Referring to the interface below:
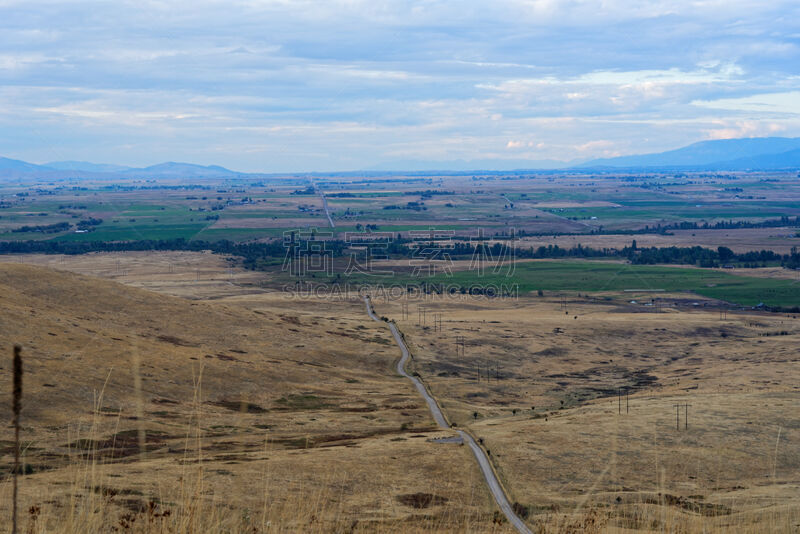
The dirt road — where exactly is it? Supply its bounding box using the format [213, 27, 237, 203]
[364, 296, 532, 534]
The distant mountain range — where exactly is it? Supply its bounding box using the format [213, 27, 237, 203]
[0, 159, 243, 180]
[577, 137, 800, 170]
[369, 137, 800, 172]
[2, 136, 800, 179]
[45, 161, 134, 173]
[366, 157, 576, 172]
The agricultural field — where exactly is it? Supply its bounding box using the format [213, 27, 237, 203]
[2, 172, 800, 246]
[2, 171, 800, 533]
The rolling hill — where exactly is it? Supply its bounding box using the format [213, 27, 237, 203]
[0, 262, 489, 532]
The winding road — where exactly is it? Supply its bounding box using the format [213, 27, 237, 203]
[364, 296, 532, 534]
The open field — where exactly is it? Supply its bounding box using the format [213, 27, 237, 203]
[0, 263, 511, 532]
[1, 246, 798, 532]
[518, 227, 800, 255]
[2, 251, 268, 299]
[369, 294, 800, 532]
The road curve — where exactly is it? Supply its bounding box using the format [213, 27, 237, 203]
[364, 296, 532, 534]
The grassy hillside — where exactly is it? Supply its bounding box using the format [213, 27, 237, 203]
[0, 263, 505, 533]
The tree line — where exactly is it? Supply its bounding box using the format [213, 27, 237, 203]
[1, 236, 799, 271]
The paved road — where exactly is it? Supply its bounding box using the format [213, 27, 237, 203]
[320, 193, 335, 228]
[364, 296, 532, 534]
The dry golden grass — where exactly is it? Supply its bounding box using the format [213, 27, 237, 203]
[0, 263, 512, 533]
[3, 251, 269, 299]
[517, 227, 800, 254]
[372, 294, 800, 532]
[3, 252, 799, 533]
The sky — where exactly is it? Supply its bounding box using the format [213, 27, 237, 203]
[1, 0, 799, 172]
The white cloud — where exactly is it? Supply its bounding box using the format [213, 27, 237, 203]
[0, 0, 799, 170]
[693, 91, 800, 115]
[703, 120, 786, 140]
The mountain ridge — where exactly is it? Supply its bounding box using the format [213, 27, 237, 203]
[578, 136, 800, 169]
[3, 135, 800, 178]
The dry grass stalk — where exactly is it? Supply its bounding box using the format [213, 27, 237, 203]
[12, 344, 22, 534]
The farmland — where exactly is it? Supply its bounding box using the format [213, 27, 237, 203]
[2, 172, 800, 246]
[2, 170, 800, 533]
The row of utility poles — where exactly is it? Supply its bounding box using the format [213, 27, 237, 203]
[402, 300, 693, 430]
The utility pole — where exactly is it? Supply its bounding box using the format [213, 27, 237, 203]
[455, 336, 465, 357]
[672, 403, 690, 431]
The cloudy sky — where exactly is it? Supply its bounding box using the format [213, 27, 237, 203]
[1, 0, 799, 172]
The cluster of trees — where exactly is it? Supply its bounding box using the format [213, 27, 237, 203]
[382, 201, 427, 211]
[76, 218, 103, 231]
[446, 242, 611, 260]
[623, 242, 800, 269]
[11, 222, 71, 234]
[290, 186, 316, 195]
[413, 190, 455, 198]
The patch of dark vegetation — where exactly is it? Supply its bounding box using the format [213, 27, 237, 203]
[209, 399, 267, 414]
[274, 394, 332, 411]
[66, 429, 171, 458]
[642, 494, 731, 516]
[11, 222, 71, 234]
[339, 403, 378, 412]
[155, 335, 198, 347]
[2, 463, 53, 476]
[535, 347, 568, 357]
[117, 498, 170, 517]
[396, 493, 448, 509]
[90, 485, 143, 497]
[512, 502, 531, 519]
[150, 410, 178, 419]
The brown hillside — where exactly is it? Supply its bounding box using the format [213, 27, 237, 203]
[0, 263, 501, 533]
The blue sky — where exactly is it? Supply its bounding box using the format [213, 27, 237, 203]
[1, 0, 799, 172]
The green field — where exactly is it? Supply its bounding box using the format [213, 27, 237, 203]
[55, 222, 210, 241]
[322, 260, 800, 308]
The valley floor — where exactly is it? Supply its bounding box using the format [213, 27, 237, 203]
[0, 251, 798, 533]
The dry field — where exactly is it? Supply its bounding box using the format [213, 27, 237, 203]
[0, 262, 511, 533]
[517, 227, 800, 254]
[2, 251, 799, 533]
[371, 294, 800, 532]
[1, 251, 269, 299]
